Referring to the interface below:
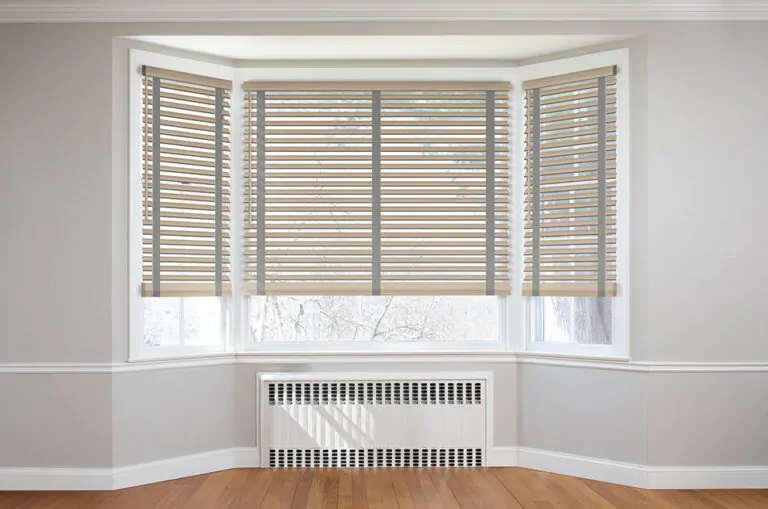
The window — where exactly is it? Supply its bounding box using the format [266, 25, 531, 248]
[130, 52, 234, 359]
[240, 80, 510, 348]
[249, 296, 498, 343]
[143, 297, 227, 347]
[129, 49, 628, 359]
[521, 53, 628, 357]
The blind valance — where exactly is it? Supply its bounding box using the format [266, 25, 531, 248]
[242, 81, 511, 296]
[140, 66, 232, 297]
[523, 66, 619, 297]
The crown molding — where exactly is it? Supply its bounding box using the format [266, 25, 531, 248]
[1, 1, 767, 23]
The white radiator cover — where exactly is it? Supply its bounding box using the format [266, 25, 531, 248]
[259, 372, 492, 468]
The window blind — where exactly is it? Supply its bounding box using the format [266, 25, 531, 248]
[523, 66, 618, 297]
[242, 81, 510, 296]
[141, 66, 232, 297]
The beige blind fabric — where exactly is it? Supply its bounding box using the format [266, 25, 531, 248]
[243, 82, 510, 296]
[523, 66, 618, 297]
[141, 66, 233, 297]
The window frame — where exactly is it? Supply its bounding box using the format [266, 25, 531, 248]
[232, 65, 517, 354]
[128, 49, 236, 361]
[128, 48, 629, 361]
[516, 49, 630, 360]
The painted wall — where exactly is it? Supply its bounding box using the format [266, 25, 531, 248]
[0, 374, 113, 468]
[518, 364, 647, 464]
[111, 365, 235, 467]
[0, 21, 767, 471]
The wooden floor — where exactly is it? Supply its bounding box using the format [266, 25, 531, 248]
[1, 468, 767, 508]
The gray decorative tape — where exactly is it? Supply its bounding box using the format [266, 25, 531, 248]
[597, 77, 607, 298]
[214, 88, 224, 297]
[152, 78, 161, 297]
[256, 91, 267, 296]
[485, 91, 496, 296]
[531, 89, 541, 297]
[372, 91, 382, 296]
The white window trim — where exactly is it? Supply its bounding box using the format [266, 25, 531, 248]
[516, 48, 631, 360]
[127, 49, 235, 361]
[127, 48, 630, 361]
[232, 65, 517, 355]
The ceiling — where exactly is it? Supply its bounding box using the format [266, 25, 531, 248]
[132, 35, 628, 61]
[1, 0, 767, 22]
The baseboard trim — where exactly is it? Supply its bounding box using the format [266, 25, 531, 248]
[645, 465, 768, 490]
[0, 448, 260, 491]
[517, 447, 647, 488]
[2, 446, 766, 491]
[0, 467, 113, 491]
[112, 448, 260, 490]
[515, 447, 768, 490]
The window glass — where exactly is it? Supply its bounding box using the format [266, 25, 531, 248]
[143, 297, 225, 348]
[533, 297, 612, 345]
[249, 296, 499, 343]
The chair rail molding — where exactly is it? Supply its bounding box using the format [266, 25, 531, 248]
[1, 356, 768, 373]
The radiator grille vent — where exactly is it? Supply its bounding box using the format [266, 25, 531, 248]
[267, 381, 483, 406]
[268, 448, 483, 468]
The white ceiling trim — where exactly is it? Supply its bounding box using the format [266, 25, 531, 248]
[1, 1, 768, 22]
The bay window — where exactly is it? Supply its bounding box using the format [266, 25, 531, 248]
[128, 48, 627, 360]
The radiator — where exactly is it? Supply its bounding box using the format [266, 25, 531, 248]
[259, 375, 489, 468]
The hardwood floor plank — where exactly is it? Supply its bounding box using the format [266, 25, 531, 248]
[392, 468, 430, 509]
[213, 469, 251, 509]
[178, 470, 234, 509]
[290, 469, 316, 508]
[470, 468, 526, 509]
[491, 467, 545, 508]
[337, 469, 356, 509]
[699, 490, 763, 509]
[304, 469, 338, 509]
[364, 468, 400, 509]
[549, 473, 617, 509]
[229, 468, 275, 508]
[338, 469, 373, 509]
[259, 469, 301, 509]
[162, 474, 210, 509]
[581, 479, 658, 509]
[425, 469, 462, 509]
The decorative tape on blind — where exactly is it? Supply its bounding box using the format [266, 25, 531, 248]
[243, 81, 510, 296]
[140, 66, 233, 297]
[523, 66, 618, 297]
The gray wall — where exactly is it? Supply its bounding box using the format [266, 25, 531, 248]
[641, 24, 768, 363]
[646, 372, 768, 467]
[518, 364, 647, 464]
[0, 21, 767, 471]
[0, 374, 113, 468]
[112, 365, 235, 467]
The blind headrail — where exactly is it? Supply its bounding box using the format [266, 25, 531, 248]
[142, 65, 233, 91]
[523, 65, 616, 90]
[243, 81, 512, 92]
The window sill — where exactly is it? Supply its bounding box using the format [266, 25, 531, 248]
[127, 348, 232, 364]
[518, 350, 630, 362]
[235, 349, 517, 364]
